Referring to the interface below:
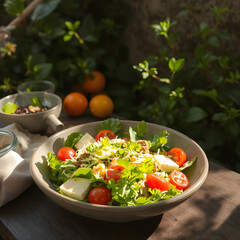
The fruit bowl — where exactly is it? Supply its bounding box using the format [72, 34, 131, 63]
[30, 120, 209, 222]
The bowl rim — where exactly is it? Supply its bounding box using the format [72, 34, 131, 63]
[0, 92, 62, 117]
[17, 80, 55, 92]
[30, 120, 209, 211]
[0, 129, 18, 157]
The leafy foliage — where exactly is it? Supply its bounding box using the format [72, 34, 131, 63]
[133, 5, 240, 173]
[4, 0, 25, 16]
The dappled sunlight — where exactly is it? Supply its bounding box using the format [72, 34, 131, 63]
[150, 162, 240, 239]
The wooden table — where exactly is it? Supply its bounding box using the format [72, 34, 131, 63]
[1, 111, 240, 240]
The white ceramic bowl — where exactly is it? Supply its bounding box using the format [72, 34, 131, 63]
[0, 92, 63, 133]
[30, 120, 209, 222]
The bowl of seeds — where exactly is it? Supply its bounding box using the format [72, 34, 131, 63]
[0, 92, 63, 133]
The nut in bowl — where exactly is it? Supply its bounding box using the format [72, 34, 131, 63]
[0, 92, 63, 133]
[30, 119, 209, 222]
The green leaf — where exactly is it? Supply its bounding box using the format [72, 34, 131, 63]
[168, 58, 185, 73]
[193, 89, 218, 101]
[159, 78, 170, 84]
[149, 130, 169, 152]
[73, 21, 80, 30]
[31, 0, 60, 21]
[212, 113, 228, 122]
[133, 121, 148, 139]
[31, 97, 42, 107]
[65, 21, 74, 30]
[185, 107, 208, 123]
[63, 33, 73, 42]
[178, 157, 197, 171]
[73, 168, 92, 179]
[64, 132, 84, 150]
[33, 63, 53, 80]
[97, 118, 122, 134]
[4, 0, 25, 16]
[142, 72, 149, 79]
[2, 103, 18, 114]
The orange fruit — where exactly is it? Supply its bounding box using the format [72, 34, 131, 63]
[63, 92, 88, 116]
[81, 71, 106, 94]
[89, 94, 114, 118]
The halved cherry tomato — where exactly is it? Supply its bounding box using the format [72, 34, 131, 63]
[96, 129, 116, 142]
[166, 147, 187, 167]
[104, 165, 125, 182]
[57, 147, 76, 161]
[169, 170, 189, 190]
[88, 186, 112, 205]
[146, 174, 171, 191]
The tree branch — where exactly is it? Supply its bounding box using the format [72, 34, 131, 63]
[0, 0, 43, 41]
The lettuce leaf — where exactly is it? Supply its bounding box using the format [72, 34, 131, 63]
[2, 103, 18, 113]
[135, 186, 182, 205]
[64, 132, 84, 150]
[178, 156, 198, 171]
[47, 152, 77, 186]
[97, 118, 122, 134]
[129, 121, 148, 141]
[149, 130, 169, 152]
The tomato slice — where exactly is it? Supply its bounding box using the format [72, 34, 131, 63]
[169, 170, 189, 190]
[166, 147, 187, 166]
[57, 147, 76, 161]
[146, 174, 171, 191]
[96, 129, 116, 142]
[104, 165, 125, 182]
[88, 186, 112, 205]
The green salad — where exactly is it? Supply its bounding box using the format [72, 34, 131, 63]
[47, 118, 197, 206]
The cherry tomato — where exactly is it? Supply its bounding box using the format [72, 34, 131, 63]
[96, 129, 116, 142]
[169, 170, 189, 190]
[63, 92, 88, 117]
[57, 147, 76, 161]
[81, 71, 106, 94]
[166, 147, 187, 167]
[89, 94, 114, 118]
[146, 174, 171, 191]
[122, 136, 130, 141]
[104, 165, 125, 182]
[88, 186, 112, 205]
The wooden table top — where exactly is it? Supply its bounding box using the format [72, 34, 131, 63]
[1, 111, 240, 240]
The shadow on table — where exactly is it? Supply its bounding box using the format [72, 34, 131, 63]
[153, 163, 240, 240]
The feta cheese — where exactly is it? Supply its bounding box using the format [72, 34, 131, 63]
[60, 178, 91, 201]
[153, 154, 179, 172]
[75, 133, 95, 150]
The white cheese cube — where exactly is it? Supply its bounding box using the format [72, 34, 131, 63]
[74, 133, 95, 150]
[154, 155, 179, 172]
[60, 178, 91, 201]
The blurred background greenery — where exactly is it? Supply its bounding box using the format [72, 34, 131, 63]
[0, 0, 240, 173]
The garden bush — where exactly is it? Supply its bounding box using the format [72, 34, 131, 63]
[133, 5, 240, 173]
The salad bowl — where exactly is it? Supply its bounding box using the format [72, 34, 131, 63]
[30, 120, 209, 222]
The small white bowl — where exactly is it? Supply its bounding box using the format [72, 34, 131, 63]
[30, 120, 209, 222]
[17, 80, 55, 93]
[0, 92, 63, 133]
